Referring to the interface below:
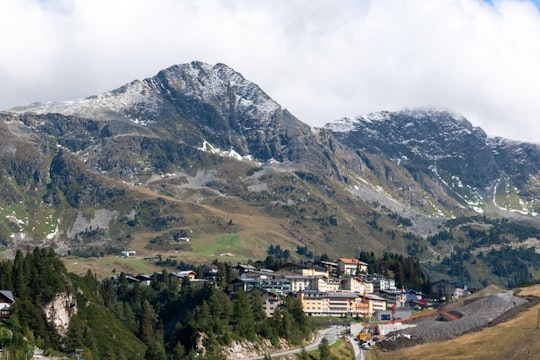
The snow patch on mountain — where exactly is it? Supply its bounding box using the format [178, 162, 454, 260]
[430, 165, 484, 213]
[322, 117, 359, 133]
[322, 111, 393, 132]
[323, 108, 470, 134]
[9, 80, 162, 122]
[198, 140, 259, 163]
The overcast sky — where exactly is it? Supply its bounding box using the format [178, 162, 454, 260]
[1, 0, 540, 142]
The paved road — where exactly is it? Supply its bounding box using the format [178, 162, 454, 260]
[348, 335, 364, 360]
[247, 326, 345, 359]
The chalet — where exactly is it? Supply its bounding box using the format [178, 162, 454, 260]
[320, 261, 338, 273]
[135, 274, 152, 286]
[233, 263, 257, 275]
[111, 274, 140, 288]
[404, 289, 423, 302]
[275, 262, 310, 275]
[379, 288, 407, 307]
[452, 286, 471, 300]
[241, 269, 273, 279]
[260, 291, 282, 317]
[337, 258, 368, 275]
[366, 274, 396, 291]
[171, 270, 196, 281]
[432, 279, 470, 301]
[125, 275, 140, 284]
[0, 290, 14, 318]
[200, 264, 219, 279]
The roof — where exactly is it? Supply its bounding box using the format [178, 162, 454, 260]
[285, 275, 324, 280]
[0, 290, 15, 303]
[320, 261, 338, 266]
[380, 289, 405, 295]
[325, 291, 362, 299]
[136, 274, 152, 280]
[171, 270, 196, 278]
[302, 291, 363, 299]
[338, 258, 368, 266]
[234, 277, 291, 284]
[236, 264, 257, 270]
[365, 294, 386, 301]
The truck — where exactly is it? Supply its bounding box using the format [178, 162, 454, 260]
[357, 332, 372, 341]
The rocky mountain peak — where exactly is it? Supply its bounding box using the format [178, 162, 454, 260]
[9, 61, 282, 126]
[325, 107, 479, 136]
[152, 61, 282, 121]
[323, 107, 491, 158]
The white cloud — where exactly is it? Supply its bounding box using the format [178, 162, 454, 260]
[1, 0, 539, 142]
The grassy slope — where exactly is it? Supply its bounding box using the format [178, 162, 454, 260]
[64, 255, 161, 279]
[273, 338, 355, 360]
[372, 284, 540, 360]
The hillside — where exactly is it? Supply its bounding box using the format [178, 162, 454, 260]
[0, 61, 539, 287]
[0, 248, 146, 358]
[373, 284, 540, 359]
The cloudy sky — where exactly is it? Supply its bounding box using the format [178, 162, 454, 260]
[1, 0, 540, 142]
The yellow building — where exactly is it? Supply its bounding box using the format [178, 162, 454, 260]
[297, 291, 385, 317]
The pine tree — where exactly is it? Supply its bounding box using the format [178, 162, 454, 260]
[169, 342, 186, 360]
[65, 315, 85, 353]
[145, 339, 167, 360]
[12, 249, 28, 299]
[139, 300, 155, 344]
[318, 338, 331, 360]
[232, 290, 256, 341]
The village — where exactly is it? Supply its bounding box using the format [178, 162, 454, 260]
[111, 255, 471, 323]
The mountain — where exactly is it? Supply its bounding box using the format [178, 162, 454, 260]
[324, 108, 540, 218]
[1, 61, 539, 287]
[0, 61, 355, 259]
[10, 62, 335, 173]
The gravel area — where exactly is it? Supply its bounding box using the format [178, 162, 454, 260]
[381, 290, 530, 348]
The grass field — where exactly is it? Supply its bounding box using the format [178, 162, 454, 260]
[273, 338, 355, 360]
[372, 284, 540, 360]
[63, 255, 162, 278]
[328, 338, 356, 360]
[190, 233, 241, 257]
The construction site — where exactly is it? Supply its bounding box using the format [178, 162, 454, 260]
[349, 285, 540, 351]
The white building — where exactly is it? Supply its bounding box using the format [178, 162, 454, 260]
[337, 258, 368, 275]
[341, 277, 374, 294]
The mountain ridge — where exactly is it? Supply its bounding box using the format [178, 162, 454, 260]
[324, 107, 539, 217]
[1, 61, 539, 288]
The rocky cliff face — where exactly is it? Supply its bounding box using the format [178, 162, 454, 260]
[44, 292, 78, 337]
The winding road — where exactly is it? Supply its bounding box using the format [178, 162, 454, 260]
[246, 325, 365, 359]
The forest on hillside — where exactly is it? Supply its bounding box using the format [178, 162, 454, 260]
[0, 249, 314, 359]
